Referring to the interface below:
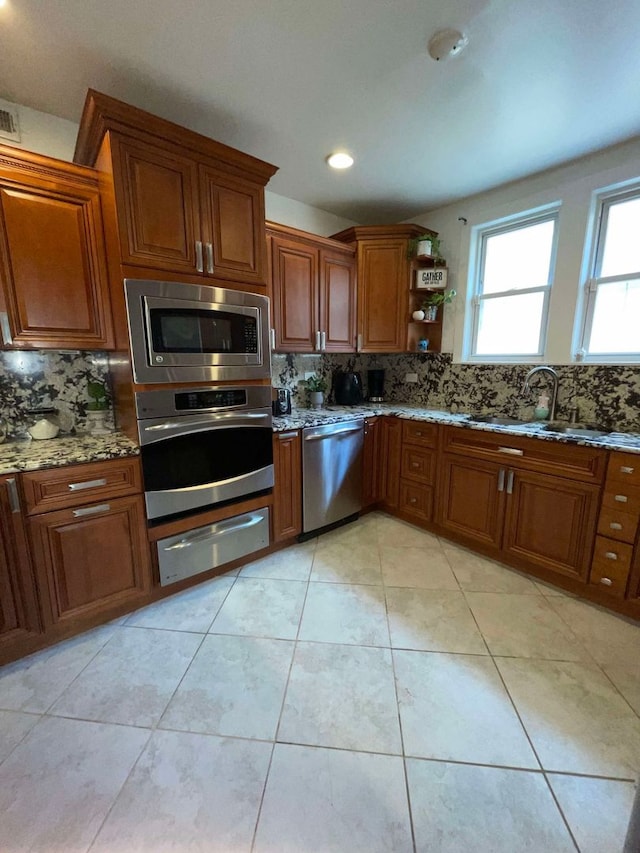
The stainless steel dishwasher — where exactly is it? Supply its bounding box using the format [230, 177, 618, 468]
[302, 419, 364, 534]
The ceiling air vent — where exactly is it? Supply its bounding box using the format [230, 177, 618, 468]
[0, 99, 21, 143]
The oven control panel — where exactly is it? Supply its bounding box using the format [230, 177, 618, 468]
[175, 389, 247, 410]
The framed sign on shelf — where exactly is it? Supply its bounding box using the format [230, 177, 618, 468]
[416, 267, 448, 290]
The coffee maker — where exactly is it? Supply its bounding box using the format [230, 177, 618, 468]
[367, 369, 385, 402]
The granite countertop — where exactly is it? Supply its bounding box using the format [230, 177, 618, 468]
[0, 431, 140, 476]
[273, 405, 640, 454]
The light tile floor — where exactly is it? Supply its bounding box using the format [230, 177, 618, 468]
[0, 511, 638, 852]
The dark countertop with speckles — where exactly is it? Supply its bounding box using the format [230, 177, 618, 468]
[0, 431, 140, 475]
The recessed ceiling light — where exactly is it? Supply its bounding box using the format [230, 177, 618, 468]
[427, 29, 469, 62]
[327, 152, 354, 170]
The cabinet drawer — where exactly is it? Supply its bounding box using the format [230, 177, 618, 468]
[601, 483, 640, 517]
[597, 505, 638, 545]
[606, 452, 640, 488]
[590, 536, 633, 597]
[401, 446, 436, 484]
[443, 426, 605, 483]
[402, 420, 438, 448]
[399, 480, 432, 522]
[22, 458, 142, 516]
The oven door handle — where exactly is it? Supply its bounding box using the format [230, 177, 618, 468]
[141, 412, 272, 442]
[162, 514, 264, 550]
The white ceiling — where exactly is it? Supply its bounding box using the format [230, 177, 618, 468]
[1, 0, 639, 224]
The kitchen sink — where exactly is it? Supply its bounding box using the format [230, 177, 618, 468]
[542, 424, 610, 438]
[467, 414, 530, 426]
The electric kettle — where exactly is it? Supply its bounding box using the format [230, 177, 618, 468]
[333, 371, 363, 405]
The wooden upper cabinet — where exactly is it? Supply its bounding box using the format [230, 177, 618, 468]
[271, 234, 319, 351]
[112, 135, 200, 273]
[0, 146, 114, 350]
[267, 222, 356, 353]
[320, 249, 357, 352]
[74, 90, 277, 286]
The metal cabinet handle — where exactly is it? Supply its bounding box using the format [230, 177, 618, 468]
[414, 430, 423, 436]
[411, 462, 420, 468]
[205, 242, 214, 274]
[357, 334, 362, 351]
[506, 470, 515, 494]
[614, 494, 628, 503]
[499, 447, 524, 456]
[409, 497, 417, 504]
[604, 551, 618, 560]
[195, 241, 204, 272]
[68, 478, 107, 492]
[609, 522, 623, 530]
[321, 331, 326, 351]
[315, 331, 321, 351]
[0, 312, 14, 346]
[278, 431, 298, 440]
[162, 515, 263, 551]
[270, 328, 276, 350]
[620, 466, 635, 474]
[72, 503, 110, 518]
[599, 577, 613, 586]
[6, 478, 20, 514]
[497, 468, 505, 492]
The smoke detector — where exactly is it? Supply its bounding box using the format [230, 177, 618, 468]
[427, 29, 469, 62]
[0, 98, 21, 143]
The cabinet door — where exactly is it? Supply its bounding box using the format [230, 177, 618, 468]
[0, 177, 114, 349]
[503, 469, 600, 581]
[320, 249, 356, 352]
[357, 239, 408, 352]
[271, 236, 319, 352]
[362, 417, 380, 507]
[0, 476, 41, 655]
[112, 135, 201, 274]
[200, 166, 266, 285]
[379, 417, 402, 509]
[30, 495, 151, 626]
[437, 455, 505, 551]
[272, 431, 302, 542]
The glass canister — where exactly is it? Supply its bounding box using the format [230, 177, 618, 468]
[27, 408, 60, 440]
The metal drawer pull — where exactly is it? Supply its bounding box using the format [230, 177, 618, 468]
[497, 469, 505, 492]
[609, 522, 623, 530]
[357, 334, 362, 351]
[506, 470, 514, 495]
[614, 494, 628, 503]
[604, 551, 618, 560]
[305, 426, 362, 441]
[162, 515, 262, 550]
[315, 331, 321, 351]
[414, 431, 423, 436]
[72, 503, 110, 518]
[205, 242, 214, 274]
[0, 311, 14, 346]
[599, 577, 613, 586]
[68, 478, 107, 491]
[195, 241, 204, 272]
[270, 328, 276, 350]
[498, 446, 524, 456]
[279, 431, 298, 440]
[321, 331, 326, 351]
[6, 478, 20, 514]
[409, 497, 417, 504]
[620, 466, 635, 474]
[411, 462, 420, 468]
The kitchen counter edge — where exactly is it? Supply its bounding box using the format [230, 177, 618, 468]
[0, 431, 140, 476]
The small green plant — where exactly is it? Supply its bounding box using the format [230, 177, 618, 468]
[304, 375, 327, 393]
[407, 233, 441, 260]
[87, 381, 109, 411]
[422, 289, 457, 308]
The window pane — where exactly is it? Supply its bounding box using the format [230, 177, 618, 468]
[588, 279, 640, 354]
[483, 220, 555, 294]
[600, 197, 640, 277]
[475, 292, 545, 355]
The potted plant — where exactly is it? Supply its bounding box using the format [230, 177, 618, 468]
[85, 381, 111, 434]
[421, 288, 457, 321]
[408, 233, 442, 260]
[304, 375, 328, 409]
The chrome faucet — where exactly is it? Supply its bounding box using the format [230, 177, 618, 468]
[522, 366, 559, 422]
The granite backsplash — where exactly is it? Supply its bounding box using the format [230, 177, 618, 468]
[272, 353, 640, 433]
[0, 350, 112, 439]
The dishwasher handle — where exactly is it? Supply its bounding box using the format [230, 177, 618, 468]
[304, 425, 363, 441]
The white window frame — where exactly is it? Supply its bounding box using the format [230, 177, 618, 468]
[577, 183, 640, 364]
[466, 207, 559, 363]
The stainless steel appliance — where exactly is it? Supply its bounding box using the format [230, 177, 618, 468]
[302, 419, 363, 533]
[124, 279, 271, 384]
[333, 371, 363, 405]
[156, 507, 270, 586]
[272, 387, 292, 416]
[136, 385, 274, 521]
[367, 369, 386, 402]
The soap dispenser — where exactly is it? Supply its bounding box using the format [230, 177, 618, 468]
[534, 392, 550, 421]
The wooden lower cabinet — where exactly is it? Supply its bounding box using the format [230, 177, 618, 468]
[30, 495, 151, 626]
[272, 430, 302, 542]
[379, 417, 402, 509]
[0, 476, 42, 657]
[362, 417, 380, 507]
[438, 455, 505, 551]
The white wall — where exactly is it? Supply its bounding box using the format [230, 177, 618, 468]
[411, 136, 640, 363]
[265, 191, 358, 236]
[1, 102, 78, 162]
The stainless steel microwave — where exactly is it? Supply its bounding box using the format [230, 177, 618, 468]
[124, 279, 271, 384]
